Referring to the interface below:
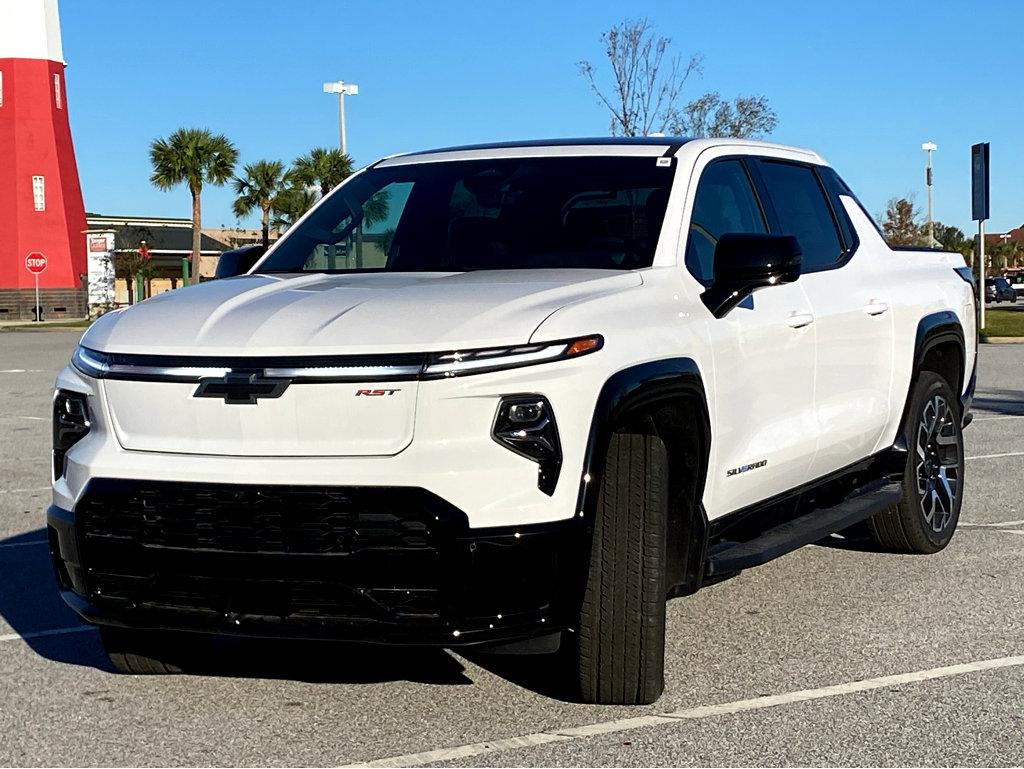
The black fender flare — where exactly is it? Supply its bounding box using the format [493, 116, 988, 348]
[575, 358, 712, 596]
[914, 310, 966, 390]
[893, 311, 970, 458]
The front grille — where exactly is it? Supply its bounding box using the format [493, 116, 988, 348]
[79, 484, 436, 556]
[76, 480, 468, 626]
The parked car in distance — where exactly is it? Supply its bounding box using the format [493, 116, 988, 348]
[986, 276, 1017, 303]
[1008, 272, 1024, 298]
[49, 137, 976, 705]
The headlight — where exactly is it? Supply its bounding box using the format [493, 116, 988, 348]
[492, 395, 561, 495]
[423, 335, 602, 379]
[53, 390, 91, 479]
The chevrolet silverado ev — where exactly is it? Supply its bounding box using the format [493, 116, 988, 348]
[49, 138, 976, 704]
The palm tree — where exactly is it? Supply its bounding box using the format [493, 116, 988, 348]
[290, 147, 353, 196]
[270, 186, 318, 231]
[232, 159, 286, 248]
[150, 128, 238, 284]
[355, 190, 391, 267]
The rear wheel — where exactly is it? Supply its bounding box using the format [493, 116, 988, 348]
[100, 627, 206, 674]
[574, 431, 669, 705]
[867, 371, 964, 553]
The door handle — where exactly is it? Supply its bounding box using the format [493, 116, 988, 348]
[862, 301, 889, 316]
[785, 312, 815, 329]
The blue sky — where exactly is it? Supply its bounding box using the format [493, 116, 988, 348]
[61, 0, 1024, 235]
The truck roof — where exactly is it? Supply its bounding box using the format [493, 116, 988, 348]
[376, 137, 824, 167]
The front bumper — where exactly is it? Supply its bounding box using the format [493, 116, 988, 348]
[48, 479, 583, 646]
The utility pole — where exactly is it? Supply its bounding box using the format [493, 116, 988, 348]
[323, 80, 359, 155]
[922, 142, 937, 247]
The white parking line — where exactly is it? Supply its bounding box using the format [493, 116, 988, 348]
[348, 654, 1024, 768]
[0, 540, 46, 549]
[959, 519, 1024, 529]
[0, 626, 95, 644]
[0, 487, 49, 499]
[966, 451, 1024, 461]
[973, 414, 1024, 422]
[0, 369, 44, 374]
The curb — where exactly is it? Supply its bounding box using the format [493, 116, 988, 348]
[980, 337, 1024, 344]
[0, 323, 90, 333]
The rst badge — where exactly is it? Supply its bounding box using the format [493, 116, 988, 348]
[355, 388, 401, 396]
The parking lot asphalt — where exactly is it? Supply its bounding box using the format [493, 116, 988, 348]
[1, 331, 1022, 767]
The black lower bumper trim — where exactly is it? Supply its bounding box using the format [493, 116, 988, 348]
[48, 479, 582, 647]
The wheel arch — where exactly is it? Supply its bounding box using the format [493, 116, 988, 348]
[914, 310, 966, 395]
[893, 311, 969, 449]
[576, 358, 712, 596]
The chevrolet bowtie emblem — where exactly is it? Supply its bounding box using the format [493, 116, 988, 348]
[193, 372, 291, 405]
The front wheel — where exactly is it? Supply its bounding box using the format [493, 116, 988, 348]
[573, 431, 669, 705]
[867, 371, 964, 553]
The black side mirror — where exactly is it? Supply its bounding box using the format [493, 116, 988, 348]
[701, 233, 802, 317]
[215, 244, 266, 279]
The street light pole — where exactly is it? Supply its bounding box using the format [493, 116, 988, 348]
[922, 142, 937, 247]
[337, 91, 346, 153]
[323, 80, 359, 155]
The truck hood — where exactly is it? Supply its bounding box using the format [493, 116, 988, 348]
[83, 269, 641, 356]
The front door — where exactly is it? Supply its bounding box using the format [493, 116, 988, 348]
[684, 157, 819, 520]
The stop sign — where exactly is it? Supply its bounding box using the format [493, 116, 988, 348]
[25, 252, 47, 274]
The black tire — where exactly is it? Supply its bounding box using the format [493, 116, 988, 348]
[867, 371, 964, 553]
[575, 431, 669, 705]
[99, 627, 205, 674]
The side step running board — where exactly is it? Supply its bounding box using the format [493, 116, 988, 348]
[705, 481, 902, 578]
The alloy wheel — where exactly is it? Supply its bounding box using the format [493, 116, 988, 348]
[915, 394, 960, 533]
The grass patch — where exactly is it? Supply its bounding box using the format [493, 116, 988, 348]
[981, 308, 1024, 338]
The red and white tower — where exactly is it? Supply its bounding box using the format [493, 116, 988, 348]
[0, 0, 87, 319]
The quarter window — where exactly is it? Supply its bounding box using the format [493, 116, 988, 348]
[758, 161, 844, 271]
[685, 159, 767, 285]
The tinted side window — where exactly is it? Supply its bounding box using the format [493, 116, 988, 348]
[819, 166, 884, 239]
[758, 161, 844, 271]
[816, 167, 856, 250]
[685, 159, 767, 284]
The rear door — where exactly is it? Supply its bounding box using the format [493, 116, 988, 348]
[754, 159, 894, 479]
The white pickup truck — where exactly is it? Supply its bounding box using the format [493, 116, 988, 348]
[49, 138, 976, 704]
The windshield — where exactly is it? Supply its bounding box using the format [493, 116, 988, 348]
[255, 156, 674, 273]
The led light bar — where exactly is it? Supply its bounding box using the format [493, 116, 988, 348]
[422, 336, 603, 379]
[70, 335, 603, 383]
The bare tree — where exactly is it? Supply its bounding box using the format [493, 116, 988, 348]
[578, 18, 701, 137]
[579, 18, 778, 139]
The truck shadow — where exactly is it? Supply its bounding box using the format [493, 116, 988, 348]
[811, 522, 886, 553]
[971, 387, 1024, 417]
[0, 527, 477, 688]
